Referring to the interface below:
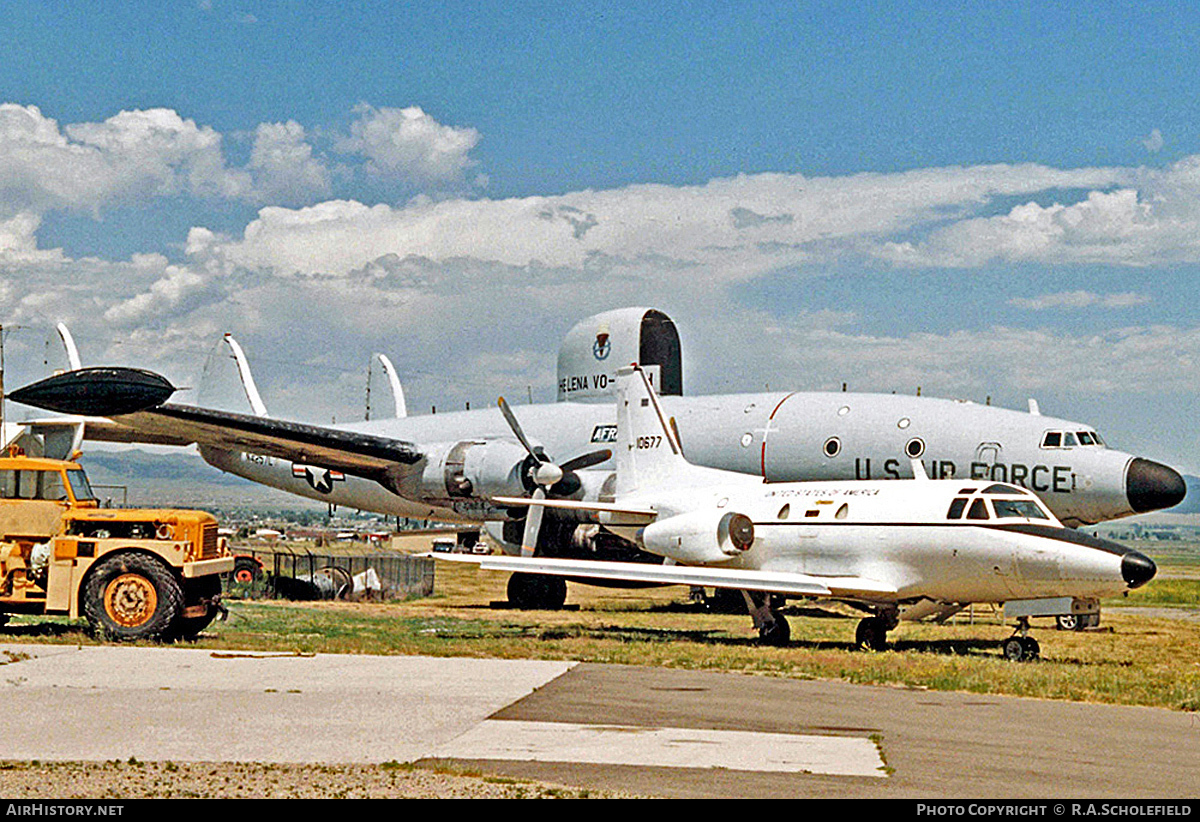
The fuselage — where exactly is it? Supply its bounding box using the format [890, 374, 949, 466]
[201, 390, 1185, 527]
[609, 477, 1155, 607]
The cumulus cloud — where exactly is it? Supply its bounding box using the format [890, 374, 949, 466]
[247, 121, 332, 205]
[337, 105, 482, 187]
[1143, 129, 1165, 153]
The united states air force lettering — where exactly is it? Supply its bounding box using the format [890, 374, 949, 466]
[856, 458, 1076, 492]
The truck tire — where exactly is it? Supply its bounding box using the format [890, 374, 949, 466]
[172, 576, 223, 640]
[83, 553, 183, 641]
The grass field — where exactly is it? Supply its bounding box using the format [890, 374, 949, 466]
[4, 558, 1198, 713]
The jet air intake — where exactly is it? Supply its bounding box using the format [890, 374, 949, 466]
[642, 510, 755, 565]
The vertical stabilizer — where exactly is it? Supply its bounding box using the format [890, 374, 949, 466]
[615, 365, 688, 497]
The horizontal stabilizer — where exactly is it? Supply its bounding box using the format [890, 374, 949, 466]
[430, 553, 896, 599]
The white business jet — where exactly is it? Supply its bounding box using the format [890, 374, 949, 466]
[437, 365, 1158, 660]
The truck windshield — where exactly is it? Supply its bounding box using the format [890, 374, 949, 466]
[66, 469, 97, 502]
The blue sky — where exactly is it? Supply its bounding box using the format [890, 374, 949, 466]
[2, 1, 1200, 474]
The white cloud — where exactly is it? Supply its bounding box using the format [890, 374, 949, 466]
[1008, 291, 1152, 310]
[247, 121, 331, 205]
[1143, 129, 1164, 153]
[338, 105, 482, 187]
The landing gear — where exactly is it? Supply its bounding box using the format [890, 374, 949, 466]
[1003, 617, 1041, 662]
[1056, 612, 1100, 631]
[854, 608, 898, 652]
[741, 590, 790, 646]
[506, 572, 567, 610]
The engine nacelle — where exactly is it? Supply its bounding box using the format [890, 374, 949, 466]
[641, 510, 755, 565]
[418, 439, 530, 502]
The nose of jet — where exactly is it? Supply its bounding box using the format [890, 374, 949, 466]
[1126, 458, 1187, 514]
[1121, 551, 1157, 589]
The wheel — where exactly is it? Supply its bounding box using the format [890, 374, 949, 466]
[83, 553, 183, 641]
[1022, 636, 1040, 660]
[1055, 614, 1079, 631]
[1003, 636, 1039, 661]
[1003, 637, 1027, 661]
[506, 573, 567, 609]
[232, 557, 262, 584]
[172, 575, 224, 640]
[757, 613, 791, 646]
[855, 616, 888, 651]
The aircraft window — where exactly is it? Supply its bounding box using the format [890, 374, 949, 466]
[778, 504, 790, 520]
[823, 437, 841, 458]
[982, 484, 1023, 495]
[1042, 432, 1062, 448]
[805, 509, 820, 518]
[1092, 431, 1105, 446]
[1062, 432, 1078, 447]
[992, 499, 1050, 520]
[947, 497, 968, 519]
[740, 432, 753, 448]
[1077, 431, 1094, 446]
[837, 406, 850, 416]
[905, 437, 925, 458]
[957, 487, 977, 494]
[966, 498, 989, 520]
[835, 503, 849, 519]
[897, 417, 911, 429]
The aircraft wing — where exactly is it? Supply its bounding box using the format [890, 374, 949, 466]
[7, 367, 424, 483]
[430, 553, 898, 599]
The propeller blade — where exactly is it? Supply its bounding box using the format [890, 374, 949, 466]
[498, 396, 544, 461]
[560, 448, 612, 472]
[521, 487, 546, 557]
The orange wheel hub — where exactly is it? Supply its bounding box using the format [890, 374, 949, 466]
[103, 573, 157, 628]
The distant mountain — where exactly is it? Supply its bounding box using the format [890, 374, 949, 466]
[78, 449, 325, 511]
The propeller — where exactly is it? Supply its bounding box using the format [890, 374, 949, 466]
[497, 396, 611, 556]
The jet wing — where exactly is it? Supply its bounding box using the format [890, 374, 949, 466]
[431, 553, 898, 599]
[7, 367, 424, 484]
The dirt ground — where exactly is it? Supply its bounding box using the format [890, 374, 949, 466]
[0, 760, 628, 799]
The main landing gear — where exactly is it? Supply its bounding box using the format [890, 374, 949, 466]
[741, 590, 790, 646]
[855, 608, 899, 652]
[1002, 617, 1041, 662]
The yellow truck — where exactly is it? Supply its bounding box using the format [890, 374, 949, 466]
[0, 453, 234, 640]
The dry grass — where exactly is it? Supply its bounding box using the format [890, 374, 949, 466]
[5, 560, 1198, 712]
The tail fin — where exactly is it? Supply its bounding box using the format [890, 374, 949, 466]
[615, 365, 689, 497]
[198, 333, 269, 417]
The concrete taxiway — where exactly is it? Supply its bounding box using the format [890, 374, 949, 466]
[0, 643, 1196, 798]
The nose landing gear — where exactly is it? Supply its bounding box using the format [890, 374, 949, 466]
[1002, 617, 1041, 662]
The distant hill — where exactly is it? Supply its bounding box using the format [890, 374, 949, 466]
[78, 449, 325, 511]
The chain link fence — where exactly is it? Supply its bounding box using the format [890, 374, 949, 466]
[228, 550, 435, 601]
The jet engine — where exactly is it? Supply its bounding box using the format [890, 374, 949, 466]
[641, 510, 755, 564]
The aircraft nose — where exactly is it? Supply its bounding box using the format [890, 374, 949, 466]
[1126, 458, 1187, 513]
[1121, 551, 1157, 589]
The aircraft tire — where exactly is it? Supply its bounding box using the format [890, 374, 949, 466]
[855, 616, 888, 652]
[1056, 614, 1080, 631]
[757, 613, 790, 646]
[1003, 636, 1040, 662]
[506, 573, 567, 610]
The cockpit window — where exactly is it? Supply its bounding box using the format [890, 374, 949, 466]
[982, 484, 1023, 495]
[966, 498, 989, 520]
[991, 499, 1049, 520]
[1042, 429, 1104, 449]
[947, 498, 968, 519]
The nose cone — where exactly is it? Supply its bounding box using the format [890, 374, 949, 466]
[1121, 551, 1157, 589]
[1126, 458, 1187, 513]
